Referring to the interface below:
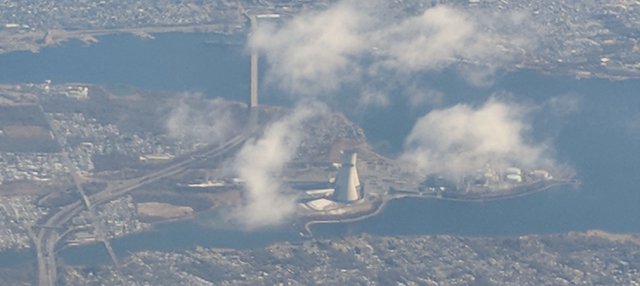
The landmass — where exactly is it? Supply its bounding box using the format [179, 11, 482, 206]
[0, 1, 636, 285]
[0, 80, 575, 244]
[0, 79, 578, 285]
[56, 231, 640, 286]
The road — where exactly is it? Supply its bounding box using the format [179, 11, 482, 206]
[34, 119, 257, 286]
[36, 103, 123, 286]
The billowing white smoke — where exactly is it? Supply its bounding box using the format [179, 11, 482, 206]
[250, 2, 368, 96]
[238, 1, 560, 226]
[251, 2, 535, 99]
[231, 105, 320, 229]
[401, 98, 554, 179]
[372, 6, 508, 73]
[165, 94, 237, 145]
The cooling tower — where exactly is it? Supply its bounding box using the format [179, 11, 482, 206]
[334, 151, 361, 202]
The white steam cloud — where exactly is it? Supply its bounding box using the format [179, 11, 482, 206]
[373, 6, 500, 72]
[401, 97, 554, 179]
[235, 1, 563, 228]
[251, 2, 368, 95]
[231, 105, 321, 229]
[251, 2, 535, 98]
[165, 94, 237, 145]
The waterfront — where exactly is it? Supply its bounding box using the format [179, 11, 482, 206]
[0, 32, 639, 265]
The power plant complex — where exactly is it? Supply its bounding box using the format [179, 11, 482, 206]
[246, 14, 366, 214]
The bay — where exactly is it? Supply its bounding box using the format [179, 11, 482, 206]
[0, 32, 639, 265]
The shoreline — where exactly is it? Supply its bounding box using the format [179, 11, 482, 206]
[303, 178, 579, 236]
[63, 177, 576, 249]
[0, 24, 243, 55]
[392, 178, 580, 203]
[1, 28, 639, 82]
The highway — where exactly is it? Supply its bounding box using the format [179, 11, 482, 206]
[37, 103, 123, 286]
[34, 117, 258, 286]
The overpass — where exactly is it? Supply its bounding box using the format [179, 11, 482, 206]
[34, 120, 258, 286]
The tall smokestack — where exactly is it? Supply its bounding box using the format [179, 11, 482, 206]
[250, 15, 258, 109]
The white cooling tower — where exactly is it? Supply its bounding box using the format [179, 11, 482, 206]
[334, 151, 361, 202]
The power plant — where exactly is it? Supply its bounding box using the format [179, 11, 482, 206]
[246, 14, 368, 213]
[333, 150, 362, 203]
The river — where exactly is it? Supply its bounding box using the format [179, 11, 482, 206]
[0, 32, 639, 265]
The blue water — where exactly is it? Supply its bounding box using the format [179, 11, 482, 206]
[0, 33, 250, 99]
[0, 32, 639, 264]
[60, 220, 302, 266]
[324, 70, 640, 237]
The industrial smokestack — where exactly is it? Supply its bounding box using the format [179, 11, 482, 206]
[250, 15, 259, 109]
